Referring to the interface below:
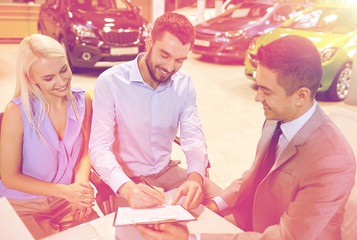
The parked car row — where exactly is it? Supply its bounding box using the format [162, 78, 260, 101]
[37, 0, 357, 101]
[193, 1, 357, 101]
[38, 0, 244, 71]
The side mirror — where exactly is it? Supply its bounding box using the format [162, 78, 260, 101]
[133, 5, 143, 15]
[274, 15, 287, 23]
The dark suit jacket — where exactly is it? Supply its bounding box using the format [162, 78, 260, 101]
[202, 105, 356, 240]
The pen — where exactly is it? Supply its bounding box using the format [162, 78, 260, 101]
[140, 175, 156, 190]
[140, 176, 166, 198]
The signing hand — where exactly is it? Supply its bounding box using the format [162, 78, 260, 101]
[119, 181, 166, 208]
[136, 223, 188, 240]
[172, 172, 203, 210]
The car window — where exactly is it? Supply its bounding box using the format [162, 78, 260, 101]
[275, 5, 292, 19]
[69, 0, 131, 11]
[284, 7, 357, 34]
[289, 4, 307, 18]
[271, 5, 292, 23]
[221, 3, 272, 20]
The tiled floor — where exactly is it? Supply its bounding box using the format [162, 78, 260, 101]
[1, 43, 357, 191]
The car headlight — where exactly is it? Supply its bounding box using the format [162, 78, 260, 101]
[71, 24, 96, 38]
[319, 47, 338, 63]
[248, 37, 257, 52]
[142, 23, 152, 38]
[224, 29, 244, 38]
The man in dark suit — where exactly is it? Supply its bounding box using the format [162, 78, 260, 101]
[136, 35, 356, 240]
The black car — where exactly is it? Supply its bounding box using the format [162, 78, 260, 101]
[193, 1, 311, 61]
[38, 0, 148, 69]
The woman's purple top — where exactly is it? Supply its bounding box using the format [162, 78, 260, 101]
[0, 88, 86, 200]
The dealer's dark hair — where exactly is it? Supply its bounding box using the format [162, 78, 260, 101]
[151, 12, 195, 48]
[257, 35, 322, 98]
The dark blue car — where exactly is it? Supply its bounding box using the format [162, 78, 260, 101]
[193, 1, 311, 62]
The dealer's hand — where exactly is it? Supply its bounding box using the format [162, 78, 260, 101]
[206, 201, 219, 213]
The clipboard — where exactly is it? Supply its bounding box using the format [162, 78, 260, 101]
[113, 205, 196, 226]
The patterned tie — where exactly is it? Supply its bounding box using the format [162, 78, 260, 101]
[255, 121, 282, 187]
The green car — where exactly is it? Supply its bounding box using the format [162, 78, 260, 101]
[244, 4, 357, 101]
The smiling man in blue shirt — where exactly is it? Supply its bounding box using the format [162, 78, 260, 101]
[89, 13, 221, 211]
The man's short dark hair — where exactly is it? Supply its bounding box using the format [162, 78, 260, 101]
[257, 35, 322, 97]
[151, 12, 195, 48]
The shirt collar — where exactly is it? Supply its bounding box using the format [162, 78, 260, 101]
[129, 52, 145, 83]
[280, 100, 317, 141]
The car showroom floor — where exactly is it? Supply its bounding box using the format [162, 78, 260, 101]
[1, 43, 357, 191]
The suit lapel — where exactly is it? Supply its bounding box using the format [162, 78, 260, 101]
[256, 121, 277, 166]
[270, 105, 327, 172]
[272, 143, 297, 171]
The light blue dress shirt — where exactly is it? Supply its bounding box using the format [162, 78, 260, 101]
[89, 54, 209, 193]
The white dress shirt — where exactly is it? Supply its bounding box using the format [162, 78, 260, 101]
[89, 53, 209, 193]
[276, 101, 317, 162]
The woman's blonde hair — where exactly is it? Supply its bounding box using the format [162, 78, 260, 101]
[14, 34, 79, 142]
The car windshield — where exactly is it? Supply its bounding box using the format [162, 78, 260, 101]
[283, 7, 357, 34]
[69, 0, 131, 11]
[220, 3, 272, 20]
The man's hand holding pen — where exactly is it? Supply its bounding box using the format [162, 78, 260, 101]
[117, 173, 203, 210]
[117, 177, 166, 208]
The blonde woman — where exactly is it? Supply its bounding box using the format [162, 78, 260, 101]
[0, 34, 98, 238]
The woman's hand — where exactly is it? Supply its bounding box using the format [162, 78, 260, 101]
[71, 205, 93, 222]
[62, 182, 95, 208]
[64, 182, 95, 222]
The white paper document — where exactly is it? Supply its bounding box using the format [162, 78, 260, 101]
[114, 204, 195, 226]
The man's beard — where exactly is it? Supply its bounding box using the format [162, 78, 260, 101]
[145, 48, 174, 85]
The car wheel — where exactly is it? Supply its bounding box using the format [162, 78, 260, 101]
[327, 63, 352, 101]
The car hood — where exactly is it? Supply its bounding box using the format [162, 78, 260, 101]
[69, 9, 145, 29]
[258, 27, 352, 49]
[196, 17, 260, 33]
